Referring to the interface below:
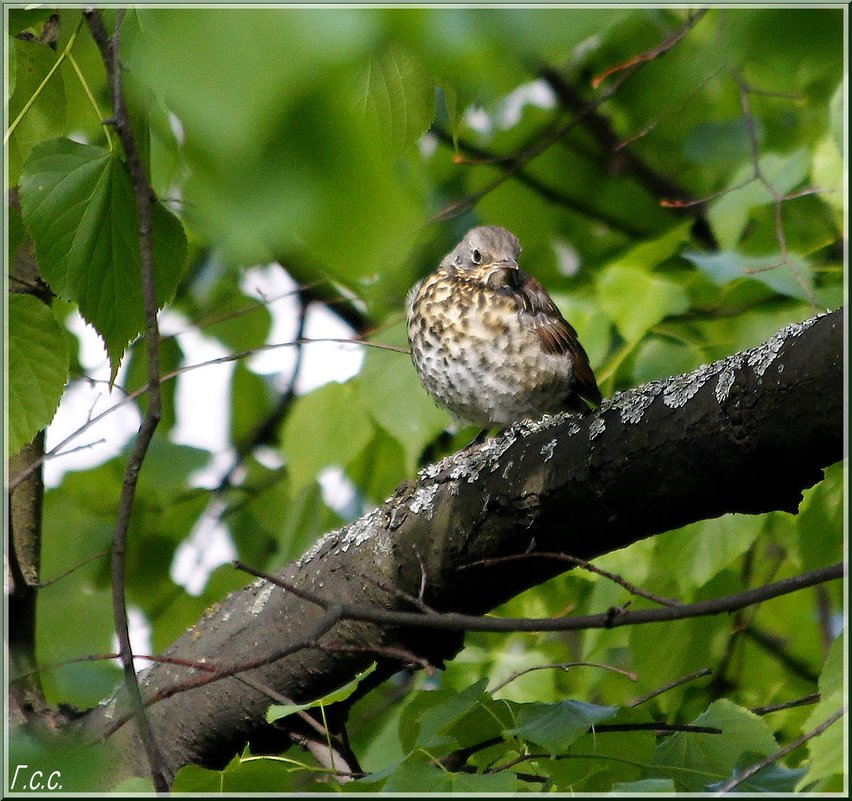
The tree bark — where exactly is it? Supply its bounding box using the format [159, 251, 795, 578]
[78, 308, 844, 784]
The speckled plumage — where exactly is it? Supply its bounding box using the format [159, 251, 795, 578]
[406, 225, 602, 428]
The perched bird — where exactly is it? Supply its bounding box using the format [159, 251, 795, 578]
[406, 225, 602, 429]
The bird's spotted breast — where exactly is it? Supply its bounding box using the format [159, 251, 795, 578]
[406, 226, 601, 427]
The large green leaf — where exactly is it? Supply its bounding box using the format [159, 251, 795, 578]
[280, 381, 374, 492]
[19, 138, 188, 376]
[357, 46, 435, 157]
[8, 294, 69, 454]
[651, 699, 778, 791]
[505, 700, 618, 756]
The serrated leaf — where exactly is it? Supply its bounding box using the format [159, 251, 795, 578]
[505, 700, 617, 756]
[358, 46, 435, 156]
[683, 250, 813, 302]
[266, 663, 377, 723]
[651, 699, 778, 792]
[280, 381, 374, 492]
[8, 294, 69, 454]
[19, 137, 188, 378]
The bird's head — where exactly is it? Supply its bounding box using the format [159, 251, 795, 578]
[443, 225, 522, 288]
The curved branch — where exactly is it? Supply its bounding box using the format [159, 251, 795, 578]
[78, 308, 843, 783]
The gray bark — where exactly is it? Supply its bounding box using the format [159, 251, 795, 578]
[78, 308, 844, 784]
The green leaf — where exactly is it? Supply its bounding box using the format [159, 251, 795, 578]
[357, 46, 435, 156]
[595, 224, 691, 342]
[654, 514, 765, 596]
[230, 363, 276, 449]
[613, 778, 676, 793]
[797, 631, 844, 789]
[280, 381, 375, 492]
[19, 138, 188, 377]
[651, 699, 778, 792]
[123, 335, 183, 433]
[8, 295, 69, 454]
[708, 757, 807, 793]
[708, 149, 810, 250]
[7, 38, 66, 184]
[633, 336, 706, 384]
[505, 700, 618, 756]
[8, 205, 25, 270]
[399, 679, 488, 753]
[596, 265, 690, 343]
[266, 663, 377, 723]
[683, 250, 813, 302]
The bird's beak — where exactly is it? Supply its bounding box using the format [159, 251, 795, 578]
[485, 258, 519, 288]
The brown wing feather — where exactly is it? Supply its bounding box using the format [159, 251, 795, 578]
[513, 271, 603, 407]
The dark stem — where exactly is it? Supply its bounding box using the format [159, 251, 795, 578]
[84, 8, 169, 791]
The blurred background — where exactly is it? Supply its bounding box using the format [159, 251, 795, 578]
[7, 5, 844, 791]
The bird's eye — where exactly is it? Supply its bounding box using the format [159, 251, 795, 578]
[471, 249, 482, 264]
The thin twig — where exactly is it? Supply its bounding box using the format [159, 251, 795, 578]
[84, 9, 169, 790]
[713, 707, 845, 794]
[460, 551, 682, 607]
[751, 693, 820, 717]
[232, 560, 842, 636]
[629, 667, 714, 707]
[8, 336, 408, 491]
[490, 661, 638, 694]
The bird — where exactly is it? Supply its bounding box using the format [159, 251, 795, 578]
[406, 225, 602, 430]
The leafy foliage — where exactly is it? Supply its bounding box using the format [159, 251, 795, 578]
[6, 5, 844, 795]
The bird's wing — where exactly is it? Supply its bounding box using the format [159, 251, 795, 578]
[514, 272, 603, 406]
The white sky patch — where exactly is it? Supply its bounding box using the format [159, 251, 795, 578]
[44, 312, 139, 488]
[318, 465, 363, 521]
[295, 304, 364, 395]
[162, 308, 232, 455]
[113, 606, 154, 672]
[170, 497, 237, 596]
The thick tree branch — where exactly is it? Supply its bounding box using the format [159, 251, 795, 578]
[78, 308, 843, 784]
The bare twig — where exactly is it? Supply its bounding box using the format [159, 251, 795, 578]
[84, 9, 169, 790]
[751, 693, 820, 717]
[460, 551, 682, 607]
[231, 560, 842, 637]
[629, 667, 714, 707]
[713, 707, 845, 794]
[490, 661, 638, 694]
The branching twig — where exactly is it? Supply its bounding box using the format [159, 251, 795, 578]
[84, 9, 169, 790]
[232, 560, 842, 636]
[432, 9, 710, 221]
